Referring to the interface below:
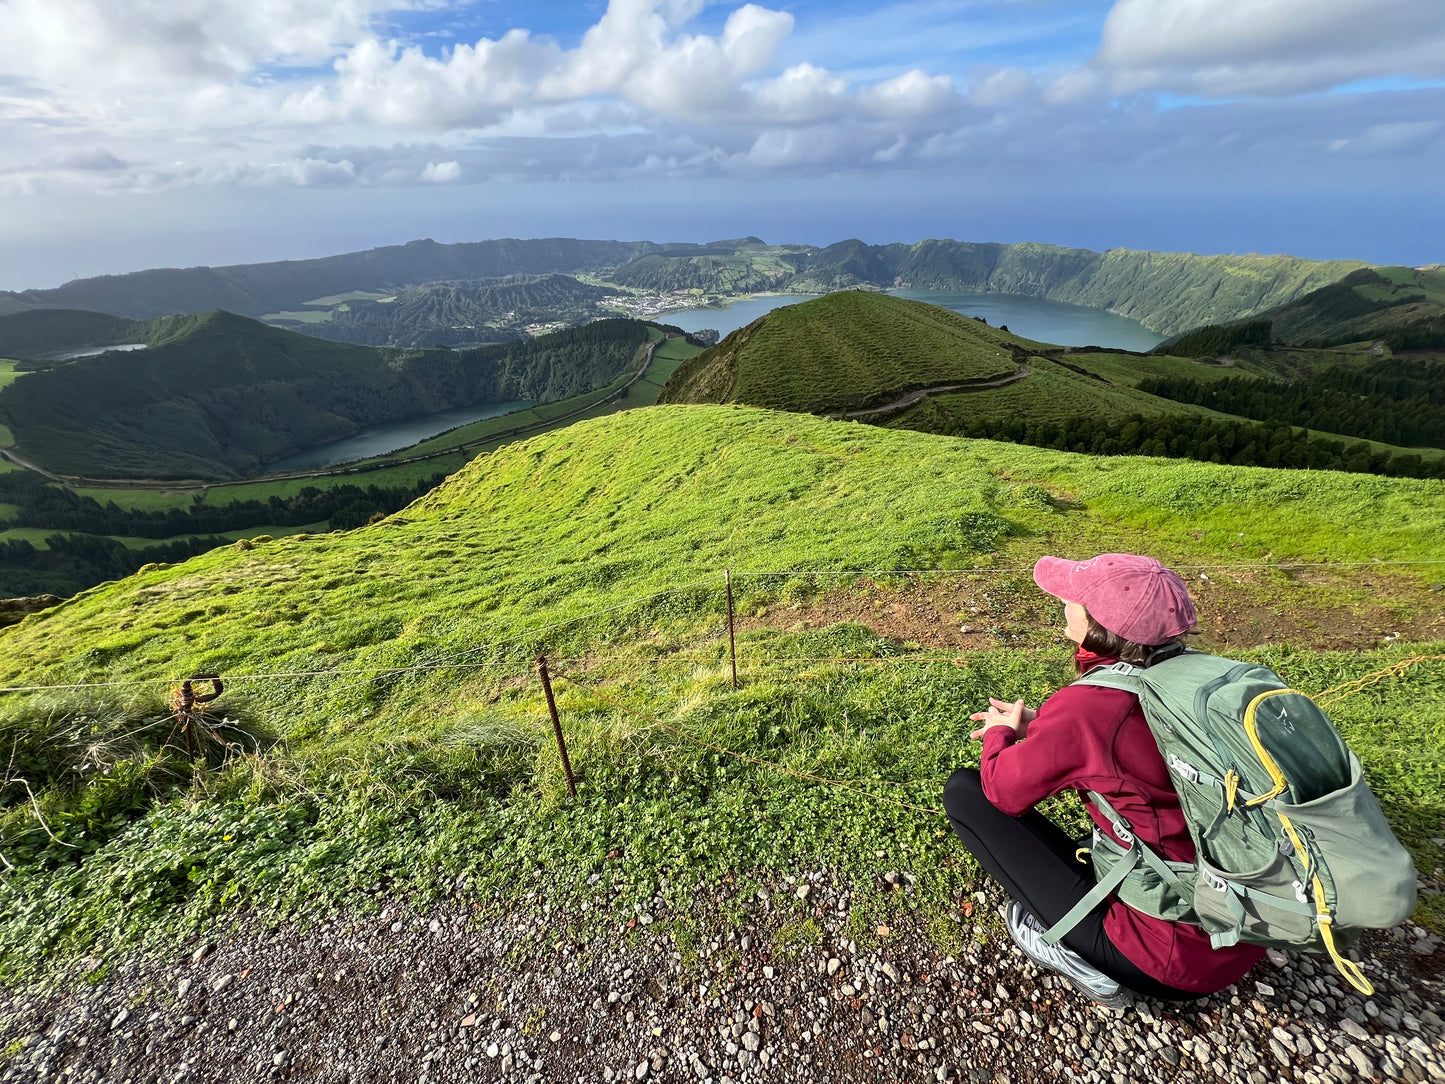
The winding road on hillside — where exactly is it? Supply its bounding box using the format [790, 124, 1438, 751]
[0, 447, 63, 481]
[828, 358, 1032, 420]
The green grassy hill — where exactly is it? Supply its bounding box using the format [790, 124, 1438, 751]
[1, 405, 1442, 977]
[662, 294, 1445, 478]
[8, 405, 1441, 686]
[0, 313, 652, 479]
[660, 292, 1021, 413]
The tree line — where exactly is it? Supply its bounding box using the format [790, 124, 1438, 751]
[0, 474, 447, 598]
[1137, 360, 1445, 449]
[0, 534, 234, 599]
[1156, 319, 1272, 358]
[950, 412, 1445, 479]
[0, 473, 445, 538]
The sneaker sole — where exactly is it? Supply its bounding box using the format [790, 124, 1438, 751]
[1002, 904, 1134, 1010]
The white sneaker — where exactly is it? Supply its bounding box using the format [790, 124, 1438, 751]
[1004, 900, 1133, 1009]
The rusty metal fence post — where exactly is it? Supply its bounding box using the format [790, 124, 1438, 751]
[725, 569, 738, 691]
[536, 655, 577, 798]
[170, 673, 224, 764]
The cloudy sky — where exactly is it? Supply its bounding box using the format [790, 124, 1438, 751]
[2, 0, 1443, 289]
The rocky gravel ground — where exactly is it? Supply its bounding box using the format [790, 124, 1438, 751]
[3, 872, 1443, 1084]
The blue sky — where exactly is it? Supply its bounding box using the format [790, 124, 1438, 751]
[1, 0, 1443, 289]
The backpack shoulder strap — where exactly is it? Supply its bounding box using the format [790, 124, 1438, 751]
[1072, 661, 1143, 694]
[1040, 789, 1192, 946]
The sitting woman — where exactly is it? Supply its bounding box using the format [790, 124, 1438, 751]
[943, 553, 1264, 1007]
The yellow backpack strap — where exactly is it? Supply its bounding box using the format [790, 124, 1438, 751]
[1311, 875, 1374, 995]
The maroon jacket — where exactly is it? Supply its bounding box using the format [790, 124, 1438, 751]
[980, 649, 1265, 994]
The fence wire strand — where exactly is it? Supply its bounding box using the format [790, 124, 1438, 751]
[552, 665, 946, 818]
[2, 561, 1441, 699]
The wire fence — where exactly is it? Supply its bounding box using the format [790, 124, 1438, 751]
[2, 560, 1444, 831]
[3, 557, 1443, 696]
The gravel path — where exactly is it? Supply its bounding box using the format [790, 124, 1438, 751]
[3, 873, 1442, 1084]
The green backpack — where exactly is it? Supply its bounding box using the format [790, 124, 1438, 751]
[1041, 651, 1417, 995]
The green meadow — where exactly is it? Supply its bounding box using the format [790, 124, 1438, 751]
[663, 292, 1019, 413]
[1, 405, 1442, 979]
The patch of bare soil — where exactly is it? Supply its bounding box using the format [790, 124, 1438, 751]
[744, 567, 1445, 654]
[739, 575, 1054, 652]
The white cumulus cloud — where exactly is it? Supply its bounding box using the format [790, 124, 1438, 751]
[420, 159, 461, 182]
[1098, 0, 1445, 96]
[0, 0, 408, 87]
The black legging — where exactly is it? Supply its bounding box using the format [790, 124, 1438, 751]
[943, 768, 1197, 1001]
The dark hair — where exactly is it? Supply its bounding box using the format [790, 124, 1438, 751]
[1079, 612, 1188, 668]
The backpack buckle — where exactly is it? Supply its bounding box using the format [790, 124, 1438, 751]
[1168, 753, 1201, 785]
[1111, 819, 1134, 846]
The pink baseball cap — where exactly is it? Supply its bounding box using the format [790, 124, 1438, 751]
[1033, 553, 1197, 645]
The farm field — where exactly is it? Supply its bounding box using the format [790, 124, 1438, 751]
[259, 309, 332, 324]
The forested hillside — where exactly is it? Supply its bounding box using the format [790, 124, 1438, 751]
[0, 314, 651, 478]
[0, 309, 148, 359]
[1138, 362, 1445, 449]
[1258, 267, 1445, 348]
[1160, 266, 1445, 353]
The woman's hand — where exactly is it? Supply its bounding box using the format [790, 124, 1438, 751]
[969, 697, 1037, 740]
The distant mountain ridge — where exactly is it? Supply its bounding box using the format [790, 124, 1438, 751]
[1, 238, 649, 321]
[3, 236, 1369, 338]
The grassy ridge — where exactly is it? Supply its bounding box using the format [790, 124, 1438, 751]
[0, 406, 1442, 977]
[662, 292, 1019, 413]
[5, 405, 1442, 685]
[884, 356, 1235, 431]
